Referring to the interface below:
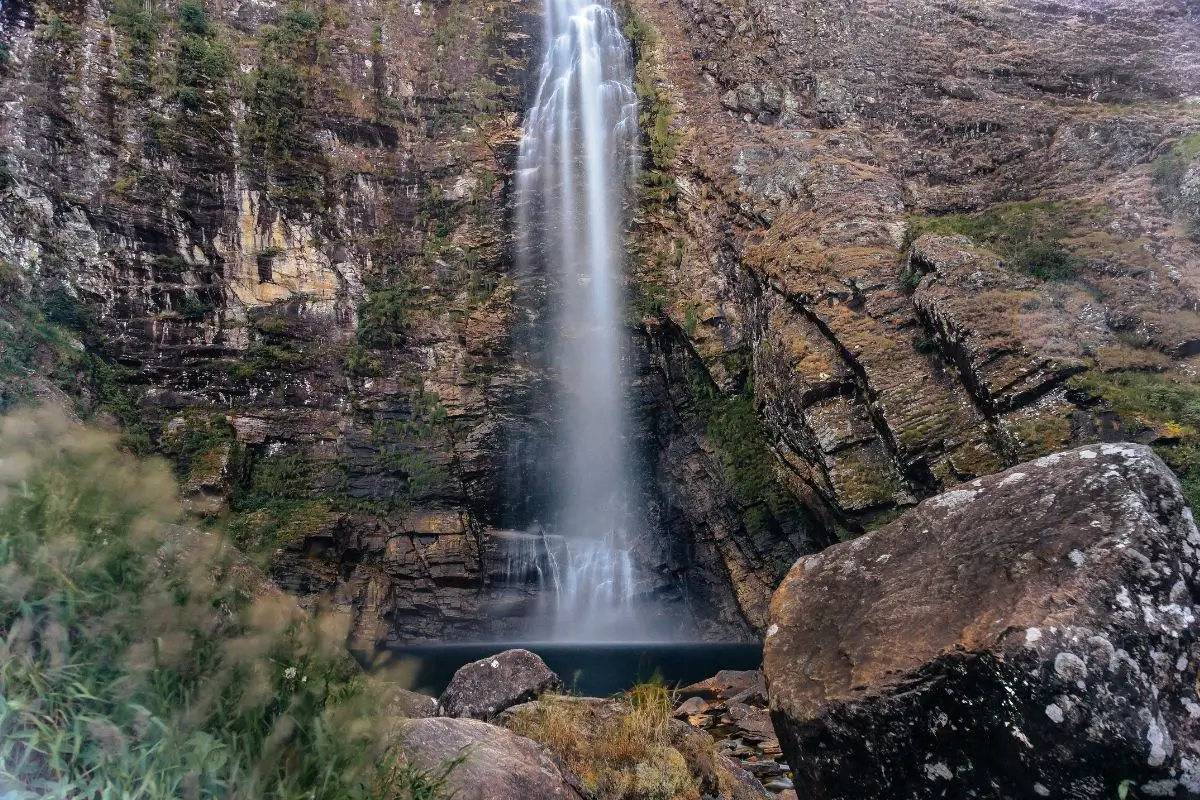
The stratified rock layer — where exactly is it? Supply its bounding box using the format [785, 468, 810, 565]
[764, 443, 1200, 799]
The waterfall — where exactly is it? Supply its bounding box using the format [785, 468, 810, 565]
[514, 0, 642, 641]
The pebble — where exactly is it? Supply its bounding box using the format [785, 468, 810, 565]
[765, 777, 795, 791]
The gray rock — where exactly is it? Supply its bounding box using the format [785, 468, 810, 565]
[437, 648, 562, 720]
[765, 443, 1200, 799]
[399, 717, 583, 800]
[387, 688, 439, 719]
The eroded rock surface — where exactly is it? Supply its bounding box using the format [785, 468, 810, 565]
[764, 443, 1200, 799]
[399, 717, 583, 800]
[437, 648, 562, 720]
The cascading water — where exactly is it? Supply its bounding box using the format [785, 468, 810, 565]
[513, 0, 643, 641]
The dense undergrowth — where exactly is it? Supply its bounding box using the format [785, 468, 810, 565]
[0, 409, 451, 798]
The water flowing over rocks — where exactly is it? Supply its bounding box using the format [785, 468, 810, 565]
[2, 0, 1200, 647]
[763, 443, 1200, 799]
[675, 670, 793, 795]
[437, 648, 562, 721]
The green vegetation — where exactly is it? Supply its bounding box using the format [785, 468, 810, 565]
[0, 409, 452, 798]
[174, 0, 232, 145]
[179, 292, 215, 320]
[907, 201, 1088, 282]
[1154, 133, 1200, 240]
[242, 6, 328, 212]
[0, 284, 153, 454]
[110, 0, 163, 97]
[621, 4, 679, 207]
[357, 285, 415, 348]
[1071, 371, 1200, 509]
[1153, 133, 1200, 210]
[688, 364, 797, 539]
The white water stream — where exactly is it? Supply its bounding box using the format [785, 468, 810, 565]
[513, 0, 642, 640]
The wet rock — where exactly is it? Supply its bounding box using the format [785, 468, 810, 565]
[765, 443, 1200, 799]
[399, 717, 583, 800]
[727, 702, 776, 744]
[437, 649, 562, 721]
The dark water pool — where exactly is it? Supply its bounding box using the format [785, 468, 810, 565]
[392, 642, 763, 697]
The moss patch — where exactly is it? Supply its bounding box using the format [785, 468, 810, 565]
[1070, 370, 1200, 509]
[907, 201, 1107, 281]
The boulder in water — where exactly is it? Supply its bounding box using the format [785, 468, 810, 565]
[437, 648, 562, 720]
[400, 716, 583, 800]
[765, 443, 1200, 799]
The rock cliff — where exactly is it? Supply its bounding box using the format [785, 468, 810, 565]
[2, 0, 1199, 640]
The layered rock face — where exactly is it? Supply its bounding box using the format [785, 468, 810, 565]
[0, 0, 768, 641]
[624, 0, 1200, 539]
[2, 0, 1199, 642]
[764, 443, 1200, 799]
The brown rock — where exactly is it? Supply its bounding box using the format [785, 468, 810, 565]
[674, 695, 712, 719]
[765, 443, 1200, 799]
[399, 717, 583, 800]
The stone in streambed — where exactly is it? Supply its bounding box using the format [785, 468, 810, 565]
[437, 648, 562, 721]
[765, 443, 1200, 799]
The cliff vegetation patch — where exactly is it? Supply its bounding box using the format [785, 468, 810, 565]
[906, 201, 1093, 282]
[1070, 370, 1200, 508]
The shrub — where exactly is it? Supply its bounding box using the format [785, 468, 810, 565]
[0, 409, 449, 798]
[1153, 133, 1200, 212]
[179, 0, 210, 36]
[357, 285, 413, 347]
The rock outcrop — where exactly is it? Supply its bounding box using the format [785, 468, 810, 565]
[764, 443, 1200, 799]
[624, 0, 1200, 563]
[437, 648, 562, 721]
[399, 717, 584, 800]
[3, 0, 1200, 643]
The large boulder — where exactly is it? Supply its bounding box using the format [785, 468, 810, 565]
[437, 648, 562, 720]
[764, 443, 1200, 799]
[399, 717, 583, 800]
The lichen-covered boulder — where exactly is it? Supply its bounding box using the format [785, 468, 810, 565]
[399, 717, 583, 800]
[764, 443, 1200, 799]
[437, 648, 562, 720]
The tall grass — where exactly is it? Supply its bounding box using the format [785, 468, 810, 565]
[504, 679, 694, 799]
[0, 409, 448, 799]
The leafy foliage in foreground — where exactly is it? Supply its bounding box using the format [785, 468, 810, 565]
[0, 410, 448, 799]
